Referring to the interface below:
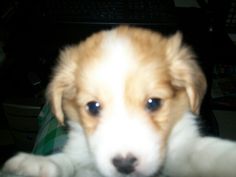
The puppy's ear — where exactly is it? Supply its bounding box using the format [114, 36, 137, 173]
[167, 32, 207, 114]
[47, 47, 77, 124]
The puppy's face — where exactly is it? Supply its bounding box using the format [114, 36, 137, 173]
[47, 26, 206, 177]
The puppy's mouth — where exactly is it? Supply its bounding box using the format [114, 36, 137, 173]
[134, 171, 163, 177]
[115, 168, 163, 177]
[110, 155, 163, 177]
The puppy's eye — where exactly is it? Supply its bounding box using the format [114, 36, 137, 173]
[86, 101, 101, 116]
[146, 98, 162, 112]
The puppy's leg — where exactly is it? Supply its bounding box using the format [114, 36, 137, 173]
[164, 112, 236, 177]
[2, 121, 98, 177]
[2, 152, 74, 177]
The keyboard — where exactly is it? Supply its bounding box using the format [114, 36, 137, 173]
[40, 0, 176, 25]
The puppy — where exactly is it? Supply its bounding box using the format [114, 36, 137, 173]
[2, 26, 236, 177]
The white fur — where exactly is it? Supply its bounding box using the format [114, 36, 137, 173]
[89, 109, 162, 177]
[163, 112, 236, 177]
[3, 112, 236, 177]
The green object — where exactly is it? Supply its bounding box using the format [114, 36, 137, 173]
[33, 103, 68, 155]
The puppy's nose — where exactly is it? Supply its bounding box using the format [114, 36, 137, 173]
[112, 154, 138, 174]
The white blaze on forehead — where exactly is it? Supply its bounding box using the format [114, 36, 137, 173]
[101, 31, 136, 70]
[90, 31, 137, 96]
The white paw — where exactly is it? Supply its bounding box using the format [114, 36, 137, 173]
[2, 153, 59, 177]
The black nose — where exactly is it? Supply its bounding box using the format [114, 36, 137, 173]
[112, 154, 138, 174]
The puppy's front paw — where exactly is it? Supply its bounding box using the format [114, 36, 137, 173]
[2, 153, 59, 177]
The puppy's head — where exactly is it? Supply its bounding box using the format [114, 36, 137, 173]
[47, 26, 206, 177]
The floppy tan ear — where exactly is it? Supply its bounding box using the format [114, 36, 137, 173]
[46, 47, 78, 124]
[166, 32, 207, 114]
